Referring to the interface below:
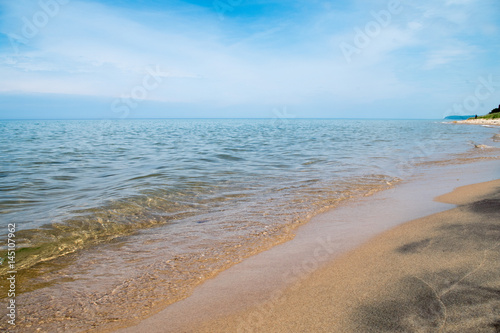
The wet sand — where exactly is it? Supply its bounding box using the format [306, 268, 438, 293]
[115, 160, 500, 333]
[190, 179, 500, 333]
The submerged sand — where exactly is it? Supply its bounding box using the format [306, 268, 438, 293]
[190, 180, 500, 332]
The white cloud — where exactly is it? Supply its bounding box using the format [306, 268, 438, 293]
[423, 46, 472, 70]
[445, 0, 477, 5]
[0, 0, 498, 118]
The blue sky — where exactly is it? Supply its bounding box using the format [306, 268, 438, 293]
[0, 0, 499, 119]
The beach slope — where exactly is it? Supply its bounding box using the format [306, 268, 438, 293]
[194, 180, 500, 332]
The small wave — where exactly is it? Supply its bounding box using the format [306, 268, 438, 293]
[129, 173, 165, 181]
[474, 144, 494, 149]
[198, 158, 217, 163]
[0, 193, 202, 277]
[215, 154, 245, 161]
[0, 213, 166, 277]
[52, 175, 78, 181]
[302, 159, 326, 166]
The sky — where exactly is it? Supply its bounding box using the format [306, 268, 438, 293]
[0, 0, 499, 119]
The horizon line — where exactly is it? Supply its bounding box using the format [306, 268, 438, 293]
[0, 117, 445, 121]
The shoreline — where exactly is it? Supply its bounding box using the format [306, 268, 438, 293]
[196, 178, 500, 332]
[453, 118, 500, 126]
[115, 159, 500, 333]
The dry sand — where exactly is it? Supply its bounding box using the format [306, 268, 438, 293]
[454, 119, 500, 126]
[190, 179, 500, 332]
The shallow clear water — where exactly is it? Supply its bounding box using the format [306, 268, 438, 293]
[0, 119, 499, 332]
[0, 119, 498, 269]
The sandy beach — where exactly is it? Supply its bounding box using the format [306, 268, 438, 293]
[2, 0, 500, 331]
[115, 159, 500, 333]
[190, 179, 500, 333]
[454, 119, 500, 126]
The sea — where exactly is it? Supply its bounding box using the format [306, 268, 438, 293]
[0, 118, 499, 332]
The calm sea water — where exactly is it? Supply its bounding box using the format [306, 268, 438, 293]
[0, 119, 499, 331]
[0, 119, 498, 264]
